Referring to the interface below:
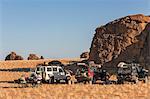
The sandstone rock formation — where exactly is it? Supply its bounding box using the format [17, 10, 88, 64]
[40, 56, 44, 59]
[80, 52, 89, 59]
[89, 14, 150, 68]
[5, 52, 23, 60]
[15, 55, 24, 60]
[27, 54, 40, 60]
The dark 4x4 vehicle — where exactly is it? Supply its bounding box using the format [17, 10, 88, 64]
[92, 68, 110, 84]
[75, 63, 93, 84]
[117, 62, 149, 84]
[75, 63, 110, 84]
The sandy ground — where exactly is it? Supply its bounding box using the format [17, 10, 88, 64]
[0, 58, 80, 69]
[0, 82, 150, 99]
[0, 59, 150, 99]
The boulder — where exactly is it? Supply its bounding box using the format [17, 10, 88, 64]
[80, 52, 89, 59]
[89, 14, 150, 68]
[27, 54, 40, 60]
[5, 52, 23, 60]
[40, 56, 44, 59]
[15, 55, 24, 60]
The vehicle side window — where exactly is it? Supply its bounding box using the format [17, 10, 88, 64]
[41, 67, 44, 71]
[59, 68, 63, 72]
[37, 67, 40, 71]
[47, 68, 52, 71]
[53, 68, 57, 71]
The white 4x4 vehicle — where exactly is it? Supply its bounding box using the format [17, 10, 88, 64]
[34, 65, 71, 84]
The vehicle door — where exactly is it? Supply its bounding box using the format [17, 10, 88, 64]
[58, 67, 66, 80]
[36, 66, 43, 75]
[46, 67, 53, 79]
[52, 67, 60, 79]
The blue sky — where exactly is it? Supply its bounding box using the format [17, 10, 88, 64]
[0, 0, 150, 59]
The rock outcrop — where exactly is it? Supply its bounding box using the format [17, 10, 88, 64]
[5, 52, 23, 60]
[80, 52, 89, 59]
[27, 54, 40, 60]
[15, 55, 24, 60]
[40, 56, 44, 59]
[89, 14, 150, 68]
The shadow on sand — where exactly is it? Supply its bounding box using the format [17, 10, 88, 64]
[0, 68, 32, 72]
[0, 80, 37, 88]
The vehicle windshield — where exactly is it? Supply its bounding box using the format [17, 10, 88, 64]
[123, 67, 130, 70]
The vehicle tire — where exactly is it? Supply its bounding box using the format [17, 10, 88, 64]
[56, 80, 60, 84]
[83, 81, 87, 84]
[65, 79, 70, 84]
[92, 77, 96, 84]
[133, 77, 138, 84]
[117, 78, 124, 84]
[144, 76, 148, 83]
[117, 80, 122, 84]
[49, 77, 54, 84]
[32, 82, 36, 87]
[105, 79, 110, 84]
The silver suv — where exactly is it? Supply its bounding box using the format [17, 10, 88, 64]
[117, 62, 148, 84]
[33, 65, 71, 84]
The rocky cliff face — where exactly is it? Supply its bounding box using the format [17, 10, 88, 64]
[89, 14, 150, 68]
